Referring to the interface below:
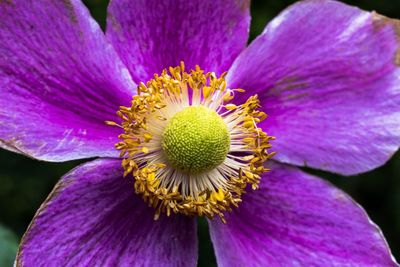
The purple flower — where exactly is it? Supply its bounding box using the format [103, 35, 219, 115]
[1, 0, 399, 266]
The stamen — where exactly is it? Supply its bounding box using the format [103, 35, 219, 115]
[107, 62, 275, 223]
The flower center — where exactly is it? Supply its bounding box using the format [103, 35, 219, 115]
[162, 106, 230, 174]
[107, 62, 275, 223]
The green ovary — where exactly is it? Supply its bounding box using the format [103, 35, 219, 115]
[162, 106, 230, 175]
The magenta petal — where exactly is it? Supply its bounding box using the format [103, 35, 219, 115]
[106, 0, 250, 83]
[208, 163, 398, 266]
[0, 0, 136, 161]
[228, 0, 400, 175]
[17, 159, 197, 266]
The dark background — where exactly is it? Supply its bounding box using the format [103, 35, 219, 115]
[0, 1, 399, 266]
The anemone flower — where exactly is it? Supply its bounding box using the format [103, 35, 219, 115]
[1, 0, 399, 266]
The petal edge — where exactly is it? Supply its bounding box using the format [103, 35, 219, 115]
[209, 163, 398, 266]
[17, 159, 198, 267]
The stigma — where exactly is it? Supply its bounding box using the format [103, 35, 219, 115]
[107, 62, 275, 223]
[162, 105, 230, 174]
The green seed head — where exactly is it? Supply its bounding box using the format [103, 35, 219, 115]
[162, 106, 230, 174]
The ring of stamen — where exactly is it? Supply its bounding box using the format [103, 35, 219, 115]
[106, 62, 275, 223]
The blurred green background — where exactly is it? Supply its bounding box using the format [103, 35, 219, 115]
[0, 0, 399, 266]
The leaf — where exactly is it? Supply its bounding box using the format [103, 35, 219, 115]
[0, 224, 18, 267]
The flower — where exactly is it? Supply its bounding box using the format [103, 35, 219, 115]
[0, 0, 399, 266]
[106, 63, 275, 222]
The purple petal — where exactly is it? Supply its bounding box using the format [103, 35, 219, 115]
[227, 0, 400, 175]
[208, 163, 398, 266]
[17, 159, 197, 266]
[0, 0, 136, 161]
[106, 0, 250, 83]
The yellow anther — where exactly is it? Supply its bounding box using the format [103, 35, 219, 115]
[146, 172, 156, 182]
[225, 104, 237, 110]
[243, 121, 254, 128]
[210, 188, 225, 202]
[143, 133, 152, 142]
[244, 171, 254, 179]
[203, 86, 212, 99]
[222, 91, 234, 102]
[105, 121, 119, 126]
